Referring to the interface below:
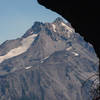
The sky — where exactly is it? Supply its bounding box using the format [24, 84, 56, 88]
[0, 0, 64, 44]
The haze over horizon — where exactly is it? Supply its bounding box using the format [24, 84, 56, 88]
[0, 0, 64, 44]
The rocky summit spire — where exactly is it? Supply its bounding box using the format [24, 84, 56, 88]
[53, 17, 64, 23]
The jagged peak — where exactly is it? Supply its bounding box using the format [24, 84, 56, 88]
[33, 21, 45, 26]
[53, 17, 64, 23]
[22, 17, 75, 39]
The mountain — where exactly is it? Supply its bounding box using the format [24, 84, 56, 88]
[0, 17, 99, 100]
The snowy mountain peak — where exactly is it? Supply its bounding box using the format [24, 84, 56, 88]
[22, 17, 75, 39]
[0, 17, 99, 100]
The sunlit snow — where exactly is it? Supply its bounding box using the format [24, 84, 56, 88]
[40, 56, 49, 63]
[66, 47, 72, 51]
[52, 24, 56, 32]
[61, 22, 75, 38]
[61, 22, 74, 33]
[25, 66, 32, 70]
[72, 52, 79, 56]
[0, 34, 38, 63]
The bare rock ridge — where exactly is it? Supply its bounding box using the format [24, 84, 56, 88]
[0, 18, 99, 100]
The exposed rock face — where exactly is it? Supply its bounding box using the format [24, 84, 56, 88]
[0, 18, 99, 100]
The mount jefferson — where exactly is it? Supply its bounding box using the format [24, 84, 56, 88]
[0, 17, 99, 100]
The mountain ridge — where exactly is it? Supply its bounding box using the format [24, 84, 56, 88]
[0, 17, 99, 100]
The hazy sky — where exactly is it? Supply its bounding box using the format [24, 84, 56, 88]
[0, 0, 63, 44]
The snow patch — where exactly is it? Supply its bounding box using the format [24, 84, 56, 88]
[52, 24, 56, 32]
[40, 60, 44, 63]
[25, 66, 32, 70]
[61, 22, 74, 32]
[43, 56, 49, 60]
[40, 56, 49, 63]
[72, 52, 79, 56]
[66, 47, 72, 51]
[61, 22, 74, 38]
[0, 34, 38, 63]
